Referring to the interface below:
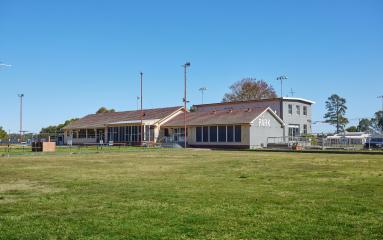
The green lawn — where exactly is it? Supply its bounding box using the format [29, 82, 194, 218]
[0, 150, 382, 239]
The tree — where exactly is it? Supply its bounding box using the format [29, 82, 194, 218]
[346, 126, 358, 132]
[324, 94, 349, 133]
[357, 118, 371, 132]
[371, 111, 383, 133]
[222, 78, 277, 102]
[96, 107, 116, 114]
[0, 127, 7, 141]
[40, 118, 79, 134]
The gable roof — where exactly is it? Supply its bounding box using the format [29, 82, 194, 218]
[163, 107, 284, 127]
[63, 106, 183, 130]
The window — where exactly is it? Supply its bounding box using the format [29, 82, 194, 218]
[288, 104, 293, 114]
[87, 129, 95, 138]
[303, 106, 307, 116]
[72, 131, 78, 139]
[303, 124, 308, 135]
[79, 129, 86, 138]
[119, 127, 125, 141]
[209, 126, 217, 142]
[203, 127, 209, 142]
[196, 127, 202, 142]
[227, 126, 234, 142]
[296, 105, 301, 115]
[235, 125, 241, 142]
[112, 127, 117, 141]
[173, 128, 184, 142]
[218, 126, 226, 142]
[164, 128, 169, 137]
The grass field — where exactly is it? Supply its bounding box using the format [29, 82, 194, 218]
[0, 150, 382, 239]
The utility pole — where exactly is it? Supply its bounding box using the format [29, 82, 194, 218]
[140, 72, 144, 145]
[18, 94, 24, 142]
[276, 75, 288, 98]
[182, 62, 191, 148]
[378, 95, 383, 113]
[198, 87, 207, 104]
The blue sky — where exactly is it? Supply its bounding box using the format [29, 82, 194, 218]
[0, 0, 382, 133]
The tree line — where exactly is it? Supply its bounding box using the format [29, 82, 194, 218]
[323, 94, 382, 133]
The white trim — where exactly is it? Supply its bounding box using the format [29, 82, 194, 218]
[282, 97, 315, 104]
[250, 107, 286, 126]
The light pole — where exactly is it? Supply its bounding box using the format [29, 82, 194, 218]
[276, 75, 288, 98]
[18, 94, 24, 142]
[182, 62, 191, 148]
[140, 72, 144, 144]
[199, 87, 207, 104]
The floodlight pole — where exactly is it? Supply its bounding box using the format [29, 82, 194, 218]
[140, 72, 144, 145]
[18, 94, 24, 142]
[182, 62, 191, 148]
[199, 87, 207, 104]
[276, 75, 288, 98]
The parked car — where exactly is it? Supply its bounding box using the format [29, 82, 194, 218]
[364, 137, 383, 149]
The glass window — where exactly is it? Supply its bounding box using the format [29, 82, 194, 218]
[227, 126, 234, 142]
[303, 124, 308, 134]
[203, 127, 209, 142]
[218, 126, 226, 142]
[235, 125, 241, 142]
[196, 127, 202, 142]
[87, 129, 95, 138]
[132, 126, 137, 142]
[72, 131, 78, 139]
[79, 129, 86, 138]
[209, 126, 217, 142]
[296, 105, 301, 115]
[288, 104, 293, 114]
[164, 128, 169, 137]
[119, 127, 124, 141]
[108, 127, 112, 141]
[303, 106, 307, 115]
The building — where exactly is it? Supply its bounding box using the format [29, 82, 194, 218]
[62, 106, 183, 145]
[192, 97, 315, 138]
[326, 132, 371, 145]
[61, 97, 313, 149]
[162, 107, 285, 149]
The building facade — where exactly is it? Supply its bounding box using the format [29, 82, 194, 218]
[162, 107, 285, 149]
[193, 97, 314, 138]
[62, 106, 183, 145]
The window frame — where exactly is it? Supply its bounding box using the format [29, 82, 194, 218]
[288, 104, 293, 115]
[234, 125, 241, 142]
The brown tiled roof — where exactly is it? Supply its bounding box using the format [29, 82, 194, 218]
[63, 106, 182, 129]
[192, 97, 314, 108]
[163, 108, 274, 127]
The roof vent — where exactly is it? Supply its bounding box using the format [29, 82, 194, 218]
[245, 108, 252, 112]
[227, 109, 233, 113]
[211, 110, 217, 114]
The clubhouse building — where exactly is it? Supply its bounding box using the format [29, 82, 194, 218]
[63, 97, 314, 149]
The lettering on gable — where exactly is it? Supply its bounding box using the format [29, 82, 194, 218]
[258, 118, 271, 127]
